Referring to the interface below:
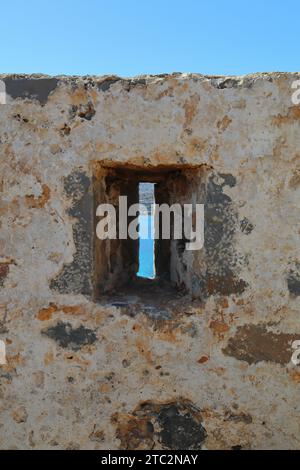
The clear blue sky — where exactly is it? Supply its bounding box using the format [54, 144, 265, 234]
[1, 0, 299, 77]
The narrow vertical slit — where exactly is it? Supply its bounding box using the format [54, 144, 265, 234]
[137, 182, 155, 279]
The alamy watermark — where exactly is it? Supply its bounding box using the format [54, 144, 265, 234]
[96, 197, 204, 251]
[0, 80, 6, 105]
[291, 340, 300, 366]
[291, 80, 300, 105]
[0, 340, 6, 365]
[289, 82, 300, 364]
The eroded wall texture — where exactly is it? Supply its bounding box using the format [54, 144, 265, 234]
[0, 72, 299, 449]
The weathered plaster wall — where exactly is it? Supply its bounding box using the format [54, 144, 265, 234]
[0, 73, 299, 449]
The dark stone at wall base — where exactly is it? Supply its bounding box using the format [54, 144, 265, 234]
[113, 400, 207, 450]
[157, 404, 207, 450]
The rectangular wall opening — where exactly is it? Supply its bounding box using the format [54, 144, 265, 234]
[93, 162, 205, 303]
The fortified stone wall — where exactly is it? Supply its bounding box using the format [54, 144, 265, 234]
[0, 72, 299, 449]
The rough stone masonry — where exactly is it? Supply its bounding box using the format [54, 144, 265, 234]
[0, 72, 299, 449]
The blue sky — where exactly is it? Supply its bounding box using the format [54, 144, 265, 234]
[1, 0, 299, 76]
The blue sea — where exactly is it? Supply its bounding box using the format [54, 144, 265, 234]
[137, 214, 155, 279]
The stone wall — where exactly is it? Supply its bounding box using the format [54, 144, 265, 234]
[0, 72, 299, 449]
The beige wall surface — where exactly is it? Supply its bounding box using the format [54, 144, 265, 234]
[0, 73, 299, 449]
